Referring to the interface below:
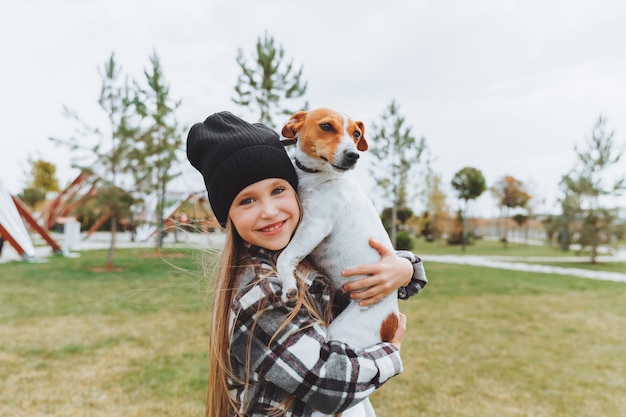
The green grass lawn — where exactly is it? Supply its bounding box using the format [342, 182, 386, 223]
[1, 247, 625, 416]
[1, 248, 209, 416]
[409, 238, 567, 256]
[410, 238, 623, 259]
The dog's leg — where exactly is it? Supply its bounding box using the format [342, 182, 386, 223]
[276, 214, 333, 305]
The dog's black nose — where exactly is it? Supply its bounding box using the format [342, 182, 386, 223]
[345, 151, 359, 162]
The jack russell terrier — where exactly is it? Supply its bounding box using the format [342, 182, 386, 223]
[276, 107, 413, 417]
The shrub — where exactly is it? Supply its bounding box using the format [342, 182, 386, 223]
[395, 231, 414, 250]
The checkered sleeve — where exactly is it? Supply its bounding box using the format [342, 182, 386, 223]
[230, 270, 403, 415]
[395, 250, 428, 300]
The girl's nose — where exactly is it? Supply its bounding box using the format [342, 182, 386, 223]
[260, 199, 278, 218]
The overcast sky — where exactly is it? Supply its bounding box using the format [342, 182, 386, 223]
[2, 0, 625, 216]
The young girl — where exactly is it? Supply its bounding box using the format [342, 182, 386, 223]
[187, 111, 427, 417]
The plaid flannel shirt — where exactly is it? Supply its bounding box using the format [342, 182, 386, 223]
[227, 245, 427, 416]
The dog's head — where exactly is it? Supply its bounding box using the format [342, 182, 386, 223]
[281, 108, 368, 171]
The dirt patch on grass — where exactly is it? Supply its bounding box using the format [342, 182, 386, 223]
[89, 266, 125, 272]
[141, 252, 186, 258]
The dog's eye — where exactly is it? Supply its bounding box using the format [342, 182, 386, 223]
[353, 131, 361, 139]
[320, 123, 333, 132]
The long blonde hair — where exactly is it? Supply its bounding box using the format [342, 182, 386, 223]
[205, 221, 332, 417]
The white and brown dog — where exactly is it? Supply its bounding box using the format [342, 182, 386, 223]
[277, 107, 399, 343]
[277, 108, 399, 416]
[276, 108, 401, 416]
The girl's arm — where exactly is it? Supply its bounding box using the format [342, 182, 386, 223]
[341, 238, 428, 306]
[230, 275, 404, 415]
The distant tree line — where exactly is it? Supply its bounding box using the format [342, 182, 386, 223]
[443, 116, 624, 263]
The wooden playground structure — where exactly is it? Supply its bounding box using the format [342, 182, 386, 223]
[0, 188, 62, 259]
[0, 171, 218, 260]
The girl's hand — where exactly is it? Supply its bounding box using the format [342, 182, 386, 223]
[341, 238, 413, 307]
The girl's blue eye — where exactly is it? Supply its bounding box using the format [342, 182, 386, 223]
[272, 187, 286, 195]
[239, 197, 254, 206]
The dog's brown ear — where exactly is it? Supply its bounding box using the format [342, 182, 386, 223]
[281, 111, 307, 139]
[356, 121, 368, 151]
[281, 124, 296, 139]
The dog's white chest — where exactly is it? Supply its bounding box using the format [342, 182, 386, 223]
[297, 174, 390, 282]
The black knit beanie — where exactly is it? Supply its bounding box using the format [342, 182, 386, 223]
[186, 111, 298, 227]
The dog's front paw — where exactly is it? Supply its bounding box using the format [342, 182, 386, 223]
[282, 287, 299, 307]
[276, 260, 299, 307]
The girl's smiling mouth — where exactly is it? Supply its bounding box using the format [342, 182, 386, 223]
[258, 220, 286, 234]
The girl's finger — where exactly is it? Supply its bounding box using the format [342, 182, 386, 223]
[342, 275, 378, 291]
[341, 264, 374, 277]
[368, 237, 393, 256]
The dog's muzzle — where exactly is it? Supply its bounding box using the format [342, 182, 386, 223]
[333, 150, 359, 171]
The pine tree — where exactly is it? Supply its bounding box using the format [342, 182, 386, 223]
[233, 31, 307, 128]
[560, 116, 625, 262]
[369, 100, 427, 247]
[50, 53, 139, 269]
[131, 51, 184, 252]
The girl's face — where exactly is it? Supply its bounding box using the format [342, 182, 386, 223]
[228, 178, 300, 251]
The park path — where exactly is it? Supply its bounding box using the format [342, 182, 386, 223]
[1, 231, 625, 283]
[423, 254, 626, 283]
